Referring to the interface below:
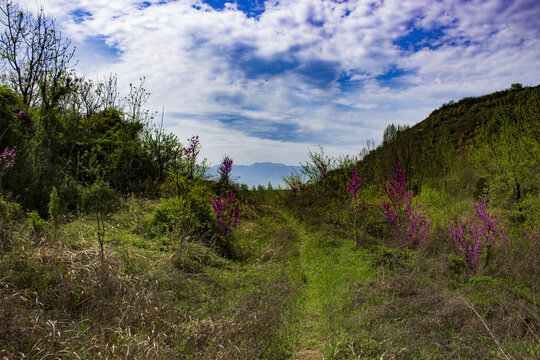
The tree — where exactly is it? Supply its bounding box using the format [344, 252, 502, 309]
[475, 92, 540, 223]
[218, 155, 233, 184]
[381, 124, 414, 184]
[0, 1, 75, 107]
[300, 146, 333, 184]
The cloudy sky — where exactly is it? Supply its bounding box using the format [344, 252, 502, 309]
[18, 0, 540, 165]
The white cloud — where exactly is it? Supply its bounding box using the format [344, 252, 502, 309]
[13, 0, 540, 165]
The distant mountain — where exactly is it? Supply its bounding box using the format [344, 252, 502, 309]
[209, 162, 301, 188]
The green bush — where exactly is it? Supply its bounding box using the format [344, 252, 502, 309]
[146, 183, 214, 239]
[78, 180, 117, 215]
[0, 196, 24, 223]
[26, 211, 47, 234]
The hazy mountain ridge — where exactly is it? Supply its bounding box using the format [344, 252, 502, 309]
[209, 162, 301, 187]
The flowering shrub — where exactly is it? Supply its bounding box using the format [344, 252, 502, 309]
[345, 167, 366, 211]
[449, 218, 485, 273]
[523, 227, 540, 246]
[380, 163, 431, 248]
[218, 155, 233, 183]
[343, 167, 366, 246]
[283, 171, 310, 194]
[449, 198, 508, 273]
[211, 193, 240, 237]
[182, 135, 200, 177]
[0, 147, 16, 189]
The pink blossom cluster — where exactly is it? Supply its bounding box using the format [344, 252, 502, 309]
[0, 147, 15, 189]
[218, 155, 233, 182]
[289, 180, 310, 193]
[1, 148, 16, 169]
[471, 198, 508, 246]
[183, 135, 200, 163]
[182, 135, 200, 176]
[523, 227, 540, 246]
[316, 158, 330, 179]
[344, 167, 365, 213]
[449, 198, 508, 273]
[449, 218, 485, 273]
[381, 163, 431, 248]
[211, 193, 240, 236]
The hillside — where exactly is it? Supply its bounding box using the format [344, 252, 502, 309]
[352, 84, 540, 192]
[1, 78, 539, 359]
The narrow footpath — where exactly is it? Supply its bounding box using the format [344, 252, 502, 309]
[276, 209, 377, 359]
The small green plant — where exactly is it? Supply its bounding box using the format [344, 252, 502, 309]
[48, 186, 60, 241]
[26, 210, 46, 234]
[343, 166, 366, 247]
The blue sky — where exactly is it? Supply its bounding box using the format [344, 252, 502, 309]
[19, 0, 540, 165]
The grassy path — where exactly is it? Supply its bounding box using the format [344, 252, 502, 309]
[278, 210, 377, 359]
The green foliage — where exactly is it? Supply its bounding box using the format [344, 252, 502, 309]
[475, 91, 540, 224]
[299, 146, 333, 184]
[76, 109, 154, 191]
[0, 195, 24, 222]
[26, 210, 47, 234]
[148, 183, 214, 239]
[79, 179, 116, 215]
[48, 186, 60, 227]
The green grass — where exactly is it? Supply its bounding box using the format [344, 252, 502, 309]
[1, 190, 538, 359]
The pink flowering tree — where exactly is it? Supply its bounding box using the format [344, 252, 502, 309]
[283, 170, 310, 194]
[0, 147, 16, 190]
[380, 163, 431, 249]
[218, 155, 233, 184]
[523, 227, 540, 246]
[211, 193, 240, 233]
[182, 135, 200, 178]
[211, 193, 240, 256]
[343, 167, 366, 246]
[449, 198, 508, 273]
[300, 146, 333, 188]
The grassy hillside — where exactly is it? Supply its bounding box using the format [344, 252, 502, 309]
[2, 83, 539, 359]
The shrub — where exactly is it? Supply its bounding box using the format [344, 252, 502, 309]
[380, 163, 431, 248]
[448, 198, 508, 273]
[211, 193, 241, 257]
[343, 166, 366, 246]
[148, 183, 214, 239]
[218, 155, 233, 184]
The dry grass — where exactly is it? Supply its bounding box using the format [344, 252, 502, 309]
[346, 268, 539, 359]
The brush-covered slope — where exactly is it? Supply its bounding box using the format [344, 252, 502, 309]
[353, 84, 540, 192]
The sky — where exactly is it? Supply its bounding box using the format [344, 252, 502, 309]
[16, 0, 540, 165]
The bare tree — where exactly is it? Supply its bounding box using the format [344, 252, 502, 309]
[95, 73, 121, 110]
[0, 1, 75, 107]
[125, 77, 153, 124]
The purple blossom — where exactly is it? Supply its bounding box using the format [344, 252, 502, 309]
[1, 148, 16, 169]
[344, 167, 366, 213]
[472, 198, 508, 246]
[218, 155, 233, 183]
[523, 227, 540, 246]
[18, 110, 25, 116]
[343, 167, 367, 246]
[182, 135, 200, 176]
[449, 218, 484, 273]
[380, 163, 431, 248]
[449, 198, 509, 273]
[211, 193, 240, 236]
[316, 158, 330, 179]
[0, 147, 16, 189]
